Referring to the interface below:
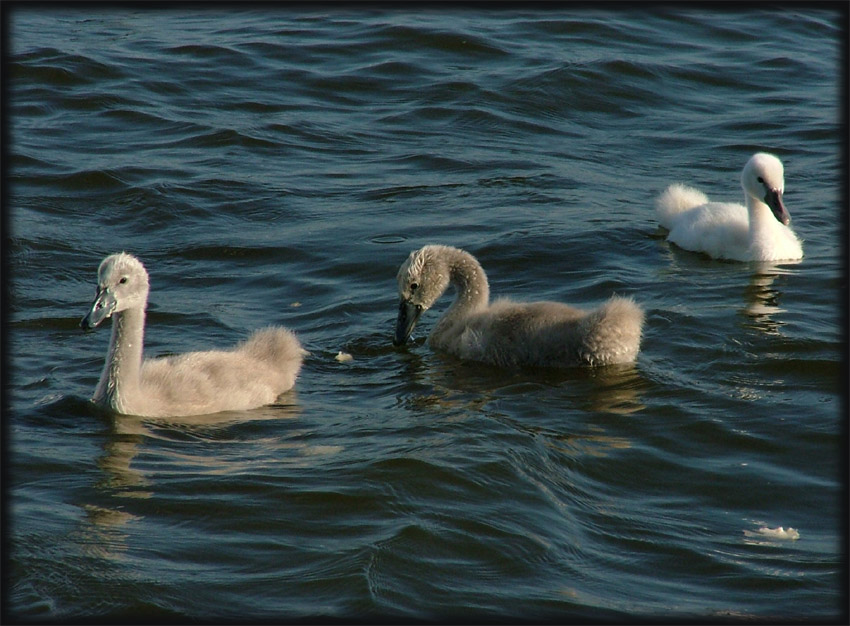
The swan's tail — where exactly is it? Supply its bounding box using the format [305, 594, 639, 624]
[655, 183, 708, 229]
[579, 296, 644, 366]
[239, 326, 306, 385]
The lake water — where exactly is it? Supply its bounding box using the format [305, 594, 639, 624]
[4, 6, 846, 622]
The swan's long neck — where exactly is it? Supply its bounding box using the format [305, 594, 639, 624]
[746, 195, 787, 254]
[436, 248, 490, 331]
[95, 306, 145, 411]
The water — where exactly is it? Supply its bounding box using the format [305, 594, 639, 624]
[4, 6, 846, 622]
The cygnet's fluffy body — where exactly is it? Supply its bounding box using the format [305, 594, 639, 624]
[81, 253, 305, 417]
[655, 152, 803, 262]
[393, 245, 644, 368]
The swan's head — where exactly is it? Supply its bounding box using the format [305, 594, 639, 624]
[742, 152, 790, 225]
[81, 252, 150, 330]
[393, 245, 451, 346]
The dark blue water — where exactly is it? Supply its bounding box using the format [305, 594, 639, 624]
[5, 6, 846, 622]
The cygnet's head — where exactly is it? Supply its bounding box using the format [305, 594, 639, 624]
[393, 245, 451, 346]
[81, 252, 150, 330]
[742, 152, 791, 225]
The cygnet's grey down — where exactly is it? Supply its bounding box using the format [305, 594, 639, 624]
[393, 244, 645, 368]
[655, 152, 803, 262]
[80, 252, 305, 417]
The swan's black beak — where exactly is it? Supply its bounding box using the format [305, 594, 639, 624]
[764, 188, 791, 226]
[394, 299, 423, 347]
[81, 287, 116, 330]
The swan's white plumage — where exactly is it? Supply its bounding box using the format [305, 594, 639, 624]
[393, 245, 644, 368]
[81, 253, 305, 417]
[655, 153, 803, 262]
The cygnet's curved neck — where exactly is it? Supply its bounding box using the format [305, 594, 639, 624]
[95, 307, 145, 409]
[746, 194, 786, 252]
[435, 247, 490, 332]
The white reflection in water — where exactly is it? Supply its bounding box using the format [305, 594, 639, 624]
[79, 397, 336, 560]
[69, 504, 140, 562]
[95, 398, 304, 497]
[396, 352, 645, 460]
[739, 261, 801, 335]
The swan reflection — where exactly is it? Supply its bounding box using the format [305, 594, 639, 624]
[396, 352, 646, 459]
[739, 261, 801, 335]
[78, 400, 307, 560]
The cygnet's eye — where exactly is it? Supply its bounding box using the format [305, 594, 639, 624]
[410, 282, 419, 292]
[119, 277, 128, 284]
[757, 176, 765, 184]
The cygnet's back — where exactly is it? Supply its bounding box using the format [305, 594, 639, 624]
[139, 327, 305, 417]
[457, 297, 643, 368]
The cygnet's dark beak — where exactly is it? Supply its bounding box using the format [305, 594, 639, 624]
[764, 188, 791, 226]
[394, 299, 423, 346]
[80, 287, 116, 330]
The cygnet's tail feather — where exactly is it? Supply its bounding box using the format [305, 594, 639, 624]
[655, 183, 709, 229]
[578, 296, 644, 366]
[241, 326, 304, 356]
[239, 326, 306, 381]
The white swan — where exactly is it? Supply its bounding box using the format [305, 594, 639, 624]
[655, 152, 803, 262]
[393, 245, 644, 368]
[80, 253, 305, 417]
